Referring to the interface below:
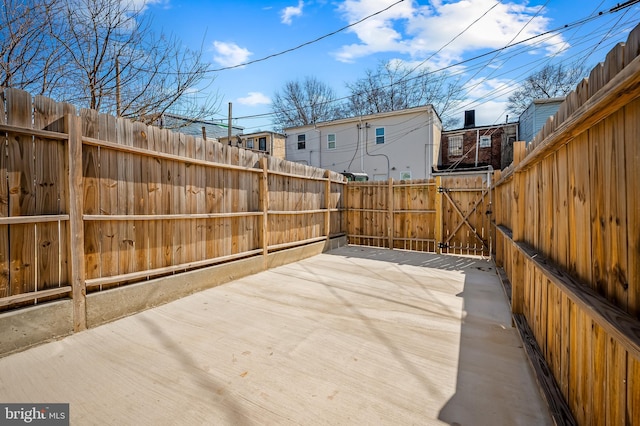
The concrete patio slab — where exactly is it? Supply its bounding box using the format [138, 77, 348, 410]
[0, 246, 552, 425]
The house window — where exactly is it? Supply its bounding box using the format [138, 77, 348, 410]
[246, 138, 254, 149]
[479, 135, 491, 148]
[259, 137, 267, 151]
[297, 134, 306, 150]
[448, 135, 463, 156]
[375, 127, 385, 144]
[327, 133, 336, 150]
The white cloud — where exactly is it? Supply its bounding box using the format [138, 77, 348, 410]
[281, 1, 304, 25]
[334, 0, 566, 65]
[237, 92, 271, 106]
[212, 41, 252, 68]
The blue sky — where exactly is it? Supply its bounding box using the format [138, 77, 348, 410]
[143, 0, 640, 132]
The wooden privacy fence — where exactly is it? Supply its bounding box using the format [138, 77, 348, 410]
[493, 24, 640, 425]
[0, 88, 346, 328]
[346, 173, 493, 256]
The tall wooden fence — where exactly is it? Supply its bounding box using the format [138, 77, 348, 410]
[0, 88, 346, 328]
[346, 174, 492, 256]
[492, 25, 640, 425]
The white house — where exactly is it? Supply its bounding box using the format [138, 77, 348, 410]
[284, 105, 442, 181]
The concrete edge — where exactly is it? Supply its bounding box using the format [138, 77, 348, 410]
[0, 235, 348, 356]
[87, 235, 347, 328]
[267, 235, 347, 269]
[86, 255, 265, 328]
[0, 300, 74, 357]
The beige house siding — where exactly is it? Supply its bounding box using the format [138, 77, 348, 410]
[218, 131, 286, 159]
[285, 105, 442, 180]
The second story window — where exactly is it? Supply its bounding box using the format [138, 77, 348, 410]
[298, 134, 306, 150]
[449, 135, 463, 156]
[479, 135, 491, 148]
[246, 138, 254, 149]
[327, 133, 336, 150]
[375, 127, 385, 144]
[259, 137, 267, 151]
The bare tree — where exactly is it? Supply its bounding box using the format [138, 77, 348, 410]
[1, 0, 218, 124]
[272, 76, 345, 130]
[346, 61, 463, 128]
[0, 0, 65, 95]
[507, 63, 586, 116]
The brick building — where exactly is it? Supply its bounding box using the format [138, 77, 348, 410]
[439, 111, 518, 171]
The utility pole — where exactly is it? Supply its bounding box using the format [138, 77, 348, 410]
[115, 56, 121, 117]
[228, 102, 232, 145]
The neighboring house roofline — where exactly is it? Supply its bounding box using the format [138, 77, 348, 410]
[284, 105, 439, 132]
[530, 97, 565, 105]
[442, 122, 518, 134]
[240, 130, 286, 138]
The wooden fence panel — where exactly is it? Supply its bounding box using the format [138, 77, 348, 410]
[6, 88, 35, 296]
[492, 23, 640, 425]
[0, 90, 7, 298]
[626, 98, 640, 319]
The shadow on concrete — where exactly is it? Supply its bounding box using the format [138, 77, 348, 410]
[136, 315, 252, 426]
[321, 246, 549, 425]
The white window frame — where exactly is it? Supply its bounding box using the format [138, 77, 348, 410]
[246, 138, 254, 149]
[479, 135, 491, 148]
[327, 133, 336, 150]
[375, 127, 385, 144]
[448, 135, 463, 156]
[297, 134, 306, 150]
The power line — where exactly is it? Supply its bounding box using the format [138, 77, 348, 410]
[209, 0, 405, 72]
[232, 4, 637, 123]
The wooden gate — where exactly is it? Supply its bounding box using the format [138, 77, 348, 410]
[437, 174, 492, 256]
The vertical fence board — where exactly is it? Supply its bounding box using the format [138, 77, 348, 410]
[554, 145, 569, 268]
[590, 120, 607, 297]
[604, 109, 628, 311]
[82, 109, 100, 281]
[33, 96, 65, 290]
[0, 90, 7, 297]
[173, 131, 185, 265]
[568, 134, 592, 284]
[195, 137, 206, 259]
[628, 355, 640, 425]
[132, 122, 149, 273]
[625, 98, 640, 318]
[185, 134, 197, 263]
[98, 113, 118, 281]
[606, 336, 627, 425]
[6, 89, 35, 296]
[117, 118, 135, 277]
[147, 125, 163, 270]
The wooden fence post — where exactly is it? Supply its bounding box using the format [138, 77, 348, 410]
[435, 176, 443, 254]
[67, 114, 87, 331]
[387, 178, 394, 249]
[260, 157, 269, 269]
[324, 170, 331, 243]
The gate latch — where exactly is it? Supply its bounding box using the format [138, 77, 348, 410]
[437, 187, 448, 193]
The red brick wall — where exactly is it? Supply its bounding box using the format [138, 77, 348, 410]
[440, 124, 517, 170]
